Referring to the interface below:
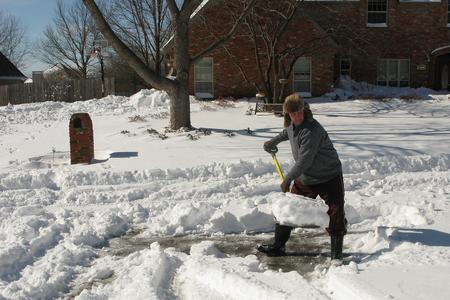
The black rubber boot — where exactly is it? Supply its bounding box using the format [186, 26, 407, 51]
[256, 244, 285, 256]
[256, 224, 292, 256]
[274, 224, 292, 247]
[330, 235, 344, 260]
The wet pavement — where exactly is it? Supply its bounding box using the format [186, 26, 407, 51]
[104, 230, 332, 275]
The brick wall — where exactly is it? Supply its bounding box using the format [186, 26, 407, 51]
[186, 0, 450, 98]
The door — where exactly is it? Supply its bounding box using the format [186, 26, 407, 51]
[434, 54, 450, 90]
[441, 64, 449, 90]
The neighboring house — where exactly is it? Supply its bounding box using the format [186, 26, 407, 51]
[0, 51, 27, 86]
[180, 0, 450, 99]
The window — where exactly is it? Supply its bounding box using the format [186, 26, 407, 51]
[340, 57, 351, 77]
[377, 59, 410, 87]
[368, 0, 388, 25]
[194, 57, 213, 98]
[293, 57, 312, 96]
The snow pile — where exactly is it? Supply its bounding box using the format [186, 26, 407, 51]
[271, 193, 328, 227]
[74, 243, 179, 300]
[175, 242, 327, 300]
[330, 76, 450, 101]
[350, 226, 394, 254]
[0, 96, 133, 130]
[129, 89, 170, 112]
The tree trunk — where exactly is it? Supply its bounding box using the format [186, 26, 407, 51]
[171, 13, 192, 129]
[169, 82, 191, 129]
[83, 0, 256, 131]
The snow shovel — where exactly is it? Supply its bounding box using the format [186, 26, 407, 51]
[269, 149, 285, 182]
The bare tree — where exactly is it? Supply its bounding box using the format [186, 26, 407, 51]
[207, 0, 331, 104]
[215, 1, 382, 103]
[109, 0, 171, 76]
[0, 11, 29, 69]
[37, 0, 102, 79]
[82, 0, 257, 130]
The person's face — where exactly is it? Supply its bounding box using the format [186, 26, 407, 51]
[288, 110, 304, 126]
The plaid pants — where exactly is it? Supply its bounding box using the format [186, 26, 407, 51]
[291, 174, 347, 236]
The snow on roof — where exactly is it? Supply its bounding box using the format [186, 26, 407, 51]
[43, 64, 63, 75]
[192, 0, 211, 17]
[431, 45, 450, 56]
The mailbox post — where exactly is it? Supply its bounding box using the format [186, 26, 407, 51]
[69, 113, 94, 164]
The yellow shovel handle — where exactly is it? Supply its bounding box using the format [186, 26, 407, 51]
[271, 153, 285, 182]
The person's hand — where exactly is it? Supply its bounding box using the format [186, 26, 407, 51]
[280, 180, 290, 193]
[263, 141, 278, 154]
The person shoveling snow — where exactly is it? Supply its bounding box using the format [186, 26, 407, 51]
[258, 94, 347, 260]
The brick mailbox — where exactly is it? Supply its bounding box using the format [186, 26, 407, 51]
[69, 113, 94, 164]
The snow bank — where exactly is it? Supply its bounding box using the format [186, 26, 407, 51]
[1, 154, 447, 242]
[0, 88, 239, 134]
[331, 76, 450, 101]
[2, 242, 95, 299]
[174, 243, 327, 300]
[74, 243, 181, 300]
[342, 153, 450, 178]
[129, 89, 170, 112]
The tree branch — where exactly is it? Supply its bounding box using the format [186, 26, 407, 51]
[82, 0, 174, 90]
[190, 0, 258, 63]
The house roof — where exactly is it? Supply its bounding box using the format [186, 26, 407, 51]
[0, 51, 26, 79]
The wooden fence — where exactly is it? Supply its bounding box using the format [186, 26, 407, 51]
[0, 77, 115, 106]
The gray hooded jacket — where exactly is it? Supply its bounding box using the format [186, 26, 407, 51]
[270, 118, 342, 185]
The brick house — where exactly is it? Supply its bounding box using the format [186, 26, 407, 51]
[180, 0, 450, 99]
[0, 51, 27, 86]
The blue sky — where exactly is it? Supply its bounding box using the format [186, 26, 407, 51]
[0, 0, 72, 76]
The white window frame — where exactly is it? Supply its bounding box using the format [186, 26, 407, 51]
[367, 0, 388, 27]
[194, 57, 214, 99]
[293, 57, 312, 97]
[377, 59, 410, 87]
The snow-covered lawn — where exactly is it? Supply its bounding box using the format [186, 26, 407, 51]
[1, 88, 449, 299]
